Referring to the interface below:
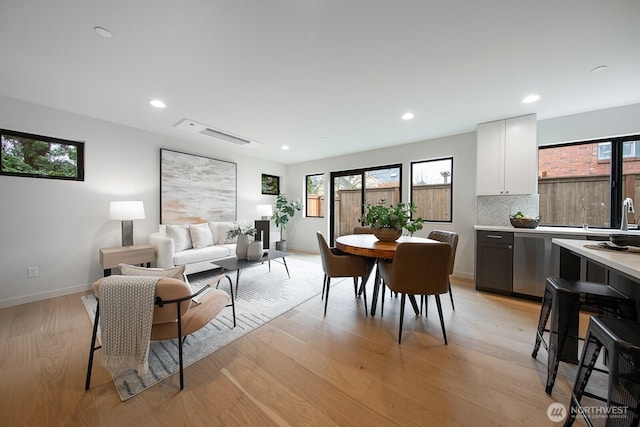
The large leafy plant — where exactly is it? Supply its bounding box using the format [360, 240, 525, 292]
[272, 194, 303, 238]
[361, 200, 424, 236]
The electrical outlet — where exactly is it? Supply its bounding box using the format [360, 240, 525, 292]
[28, 266, 39, 278]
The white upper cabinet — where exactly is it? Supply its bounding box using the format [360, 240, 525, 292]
[476, 114, 537, 195]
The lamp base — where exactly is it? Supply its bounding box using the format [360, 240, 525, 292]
[121, 220, 134, 247]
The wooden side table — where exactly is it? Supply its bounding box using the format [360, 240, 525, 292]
[99, 244, 155, 276]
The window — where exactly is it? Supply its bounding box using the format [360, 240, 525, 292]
[306, 173, 325, 217]
[597, 140, 640, 160]
[410, 157, 453, 222]
[0, 128, 84, 181]
[539, 135, 640, 228]
[330, 164, 402, 241]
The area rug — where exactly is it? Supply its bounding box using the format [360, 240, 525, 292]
[82, 257, 329, 401]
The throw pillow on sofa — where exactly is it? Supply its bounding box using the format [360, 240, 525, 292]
[119, 263, 186, 280]
[189, 223, 214, 249]
[165, 224, 193, 252]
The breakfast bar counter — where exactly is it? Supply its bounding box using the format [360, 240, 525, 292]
[552, 238, 640, 316]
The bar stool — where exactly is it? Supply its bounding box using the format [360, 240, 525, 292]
[532, 277, 637, 395]
[565, 316, 640, 427]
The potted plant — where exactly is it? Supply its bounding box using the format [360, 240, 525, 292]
[227, 224, 257, 259]
[271, 194, 303, 251]
[360, 200, 424, 241]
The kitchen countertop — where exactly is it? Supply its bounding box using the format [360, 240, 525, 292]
[552, 238, 640, 281]
[474, 224, 640, 237]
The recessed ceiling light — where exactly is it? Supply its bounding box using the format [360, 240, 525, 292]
[402, 112, 415, 120]
[281, 145, 289, 150]
[94, 26, 112, 38]
[522, 94, 540, 104]
[591, 65, 608, 73]
[150, 99, 166, 109]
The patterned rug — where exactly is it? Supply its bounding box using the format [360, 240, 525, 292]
[82, 257, 329, 400]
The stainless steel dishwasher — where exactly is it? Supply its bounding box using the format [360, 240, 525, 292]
[513, 233, 586, 297]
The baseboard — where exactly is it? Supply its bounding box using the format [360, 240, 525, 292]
[0, 282, 92, 308]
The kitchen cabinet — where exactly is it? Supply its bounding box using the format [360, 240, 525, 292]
[475, 230, 513, 295]
[476, 114, 537, 195]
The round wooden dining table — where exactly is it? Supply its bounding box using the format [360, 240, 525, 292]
[335, 234, 438, 316]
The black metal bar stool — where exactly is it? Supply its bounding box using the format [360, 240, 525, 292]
[532, 277, 637, 395]
[564, 316, 640, 427]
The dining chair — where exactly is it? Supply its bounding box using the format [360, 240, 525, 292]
[85, 274, 232, 390]
[427, 230, 459, 310]
[316, 231, 369, 316]
[378, 242, 452, 344]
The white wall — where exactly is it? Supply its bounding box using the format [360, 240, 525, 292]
[0, 96, 286, 307]
[284, 132, 478, 280]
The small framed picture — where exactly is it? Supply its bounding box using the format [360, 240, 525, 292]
[261, 174, 280, 195]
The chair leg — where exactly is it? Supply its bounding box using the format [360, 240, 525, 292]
[448, 279, 455, 310]
[324, 277, 331, 316]
[381, 279, 386, 317]
[435, 295, 448, 345]
[85, 302, 100, 390]
[176, 302, 185, 390]
[321, 274, 327, 300]
[353, 277, 358, 297]
[398, 293, 406, 344]
[361, 277, 368, 316]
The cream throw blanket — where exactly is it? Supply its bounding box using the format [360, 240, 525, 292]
[99, 275, 159, 374]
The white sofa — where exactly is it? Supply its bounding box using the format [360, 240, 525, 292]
[149, 221, 253, 275]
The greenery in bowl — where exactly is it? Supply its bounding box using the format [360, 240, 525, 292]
[360, 200, 424, 236]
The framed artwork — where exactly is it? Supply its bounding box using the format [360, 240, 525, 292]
[160, 149, 237, 223]
[0, 128, 84, 181]
[261, 173, 280, 195]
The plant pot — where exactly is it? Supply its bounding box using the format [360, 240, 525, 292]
[247, 241, 263, 260]
[275, 240, 287, 251]
[235, 235, 249, 259]
[373, 228, 402, 242]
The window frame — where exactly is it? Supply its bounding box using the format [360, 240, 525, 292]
[410, 156, 453, 223]
[0, 128, 85, 181]
[305, 173, 325, 218]
[539, 134, 640, 229]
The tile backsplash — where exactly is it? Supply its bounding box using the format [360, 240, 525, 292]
[475, 194, 539, 226]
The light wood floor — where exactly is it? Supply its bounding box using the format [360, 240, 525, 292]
[0, 252, 600, 426]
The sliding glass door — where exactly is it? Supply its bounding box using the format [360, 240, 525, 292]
[330, 164, 402, 242]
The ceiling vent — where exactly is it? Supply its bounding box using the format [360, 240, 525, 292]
[174, 119, 261, 147]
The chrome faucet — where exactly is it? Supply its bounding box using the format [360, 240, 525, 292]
[621, 197, 635, 230]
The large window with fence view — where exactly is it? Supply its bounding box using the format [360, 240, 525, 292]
[410, 157, 453, 222]
[306, 173, 325, 217]
[538, 134, 640, 228]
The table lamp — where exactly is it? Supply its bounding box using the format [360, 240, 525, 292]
[256, 204, 273, 220]
[110, 201, 145, 246]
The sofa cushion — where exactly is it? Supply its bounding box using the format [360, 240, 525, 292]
[166, 224, 192, 252]
[173, 245, 232, 266]
[216, 222, 238, 244]
[119, 263, 186, 280]
[189, 223, 214, 249]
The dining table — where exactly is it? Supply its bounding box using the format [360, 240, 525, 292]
[335, 233, 438, 316]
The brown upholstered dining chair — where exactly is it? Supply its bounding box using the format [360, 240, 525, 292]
[85, 274, 233, 391]
[316, 231, 369, 316]
[353, 226, 374, 234]
[427, 230, 459, 310]
[378, 242, 452, 344]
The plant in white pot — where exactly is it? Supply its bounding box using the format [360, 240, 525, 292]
[227, 224, 257, 259]
[271, 194, 303, 251]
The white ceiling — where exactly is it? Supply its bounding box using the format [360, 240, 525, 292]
[1, 1, 639, 164]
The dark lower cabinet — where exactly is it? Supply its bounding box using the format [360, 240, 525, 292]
[476, 230, 513, 295]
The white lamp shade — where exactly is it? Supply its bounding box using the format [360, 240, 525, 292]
[256, 204, 273, 218]
[110, 201, 146, 220]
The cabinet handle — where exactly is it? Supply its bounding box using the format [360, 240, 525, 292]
[486, 235, 503, 239]
[508, 245, 513, 249]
